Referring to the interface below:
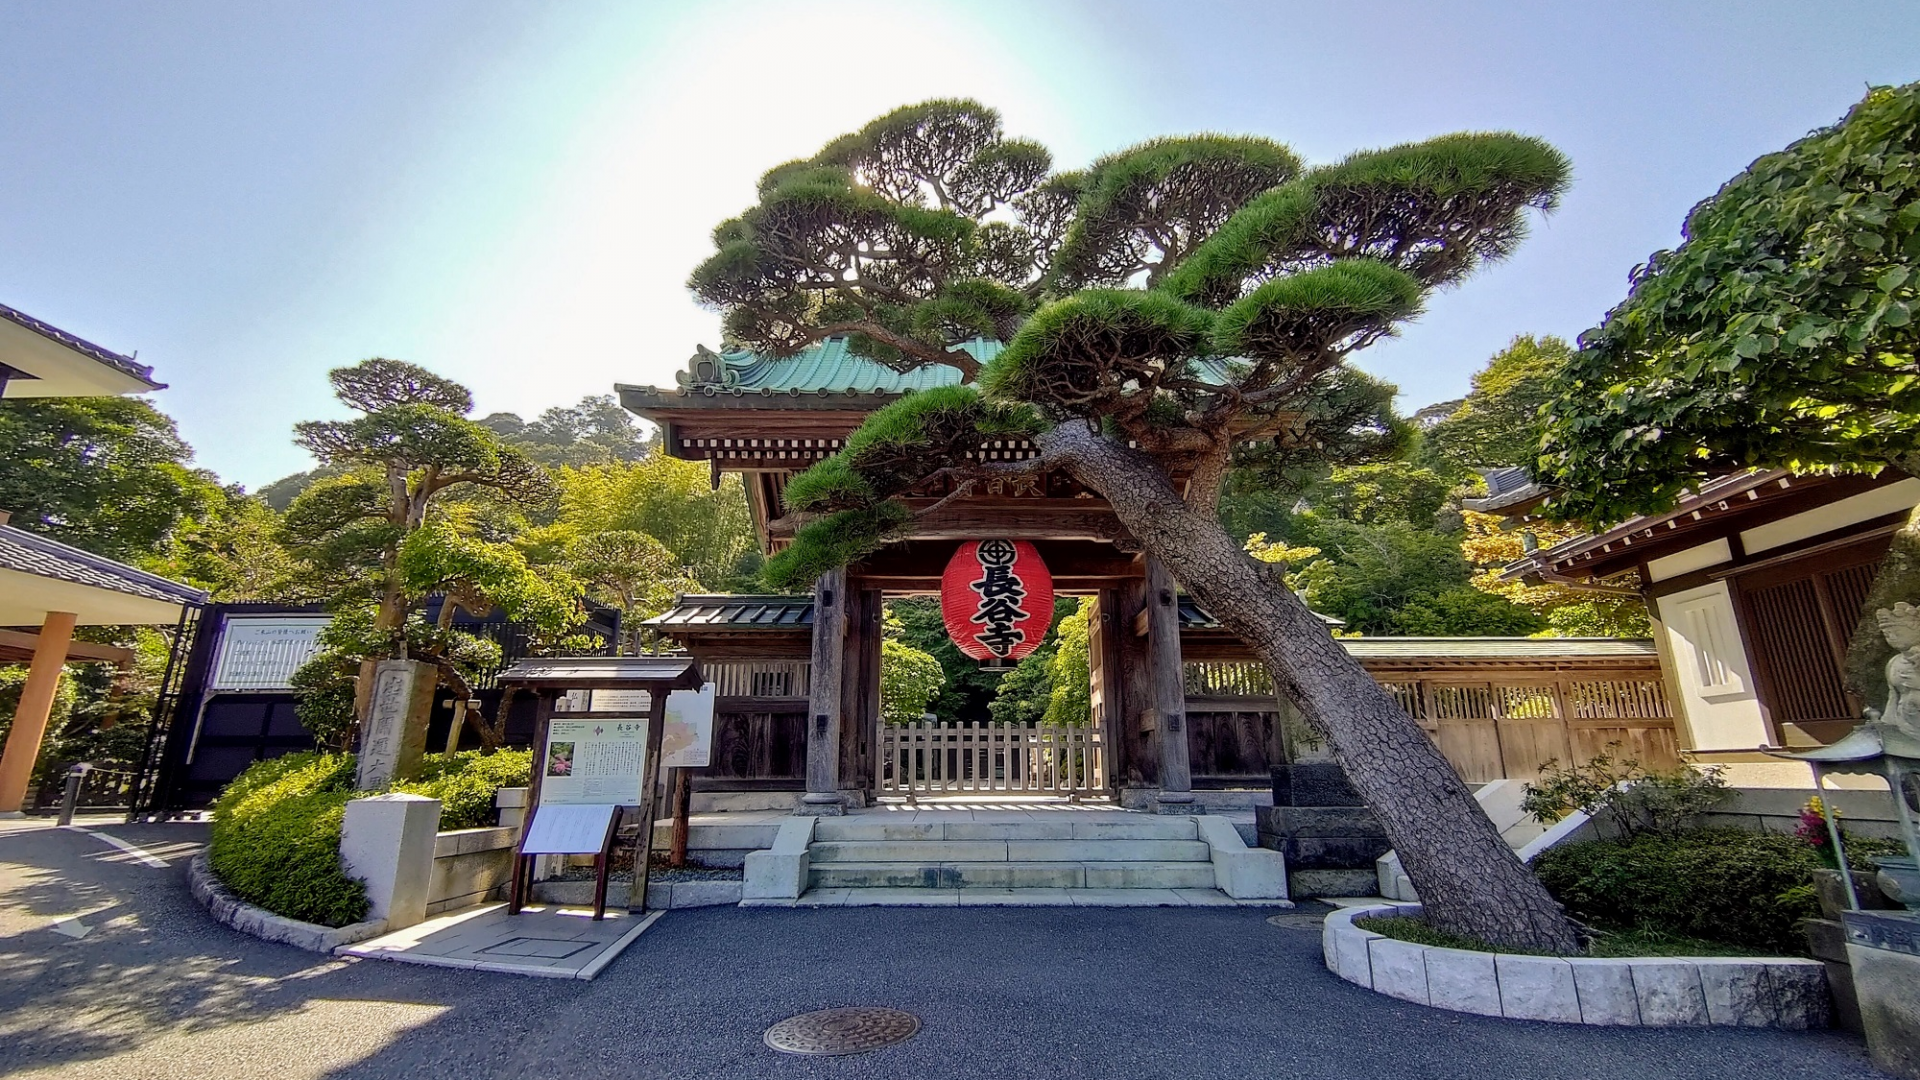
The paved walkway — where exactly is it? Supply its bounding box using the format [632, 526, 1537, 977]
[342, 903, 662, 978]
[0, 817, 1895, 1079]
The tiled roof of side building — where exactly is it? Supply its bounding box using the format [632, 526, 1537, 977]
[0, 524, 207, 606]
[0, 302, 161, 389]
[622, 337, 1249, 403]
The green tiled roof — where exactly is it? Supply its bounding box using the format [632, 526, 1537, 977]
[681, 338, 995, 395]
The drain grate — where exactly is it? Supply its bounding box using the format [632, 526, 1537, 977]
[1266, 911, 1330, 930]
[764, 1007, 921, 1056]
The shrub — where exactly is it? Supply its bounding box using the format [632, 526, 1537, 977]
[208, 752, 369, 927]
[392, 749, 531, 829]
[1532, 829, 1835, 954]
[1522, 746, 1728, 838]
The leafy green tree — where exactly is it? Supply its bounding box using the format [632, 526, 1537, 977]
[1421, 334, 1572, 474]
[985, 597, 1080, 725]
[1316, 461, 1453, 528]
[539, 526, 697, 654]
[698, 99, 1578, 948]
[1044, 603, 1092, 724]
[0, 396, 218, 560]
[887, 597, 1001, 722]
[880, 638, 946, 724]
[283, 360, 576, 761]
[150, 487, 306, 602]
[554, 451, 761, 591]
[1538, 82, 1920, 701]
[478, 394, 653, 468]
[1287, 517, 1544, 636]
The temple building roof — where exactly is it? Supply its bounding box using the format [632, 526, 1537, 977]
[0, 300, 164, 397]
[0, 520, 207, 626]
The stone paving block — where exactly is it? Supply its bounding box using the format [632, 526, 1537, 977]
[1496, 954, 1581, 1023]
[1768, 959, 1832, 1031]
[1330, 925, 1378, 988]
[1695, 960, 1781, 1027]
[1368, 937, 1430, 1005]
[1568, 959, 1641, 1025]
[1629, 960, 1710, 1026]
[1423, 947, 1501, 1017]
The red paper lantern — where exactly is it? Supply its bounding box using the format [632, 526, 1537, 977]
[940, 539, 1054, 661]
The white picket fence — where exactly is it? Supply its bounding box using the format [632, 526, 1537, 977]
[878, 721, 1106, 796]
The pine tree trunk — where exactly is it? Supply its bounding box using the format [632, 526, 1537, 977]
[1042, 423, 1579, 953]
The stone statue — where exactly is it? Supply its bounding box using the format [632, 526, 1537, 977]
[1870, 602, 1920, 742]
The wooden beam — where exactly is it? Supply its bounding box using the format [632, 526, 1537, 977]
[801, 568, 847, 813]
[0, 629, 131, 666]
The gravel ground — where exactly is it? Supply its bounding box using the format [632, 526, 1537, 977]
[0, 819, 1893, 1080]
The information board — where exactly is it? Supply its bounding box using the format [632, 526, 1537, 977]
[538, 718, 648, 805]
[519, 803, 619, 855]
[661, 683, 717, 768]
[208, 616, 330, 691]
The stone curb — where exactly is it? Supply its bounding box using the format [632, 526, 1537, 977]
[531, 877, 745, 909]
[1322, 902, 1830, 1029]
[188, 851, 388, 954]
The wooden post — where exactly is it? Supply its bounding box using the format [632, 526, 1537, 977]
[669, 767, 691, 867]
[628, 686, 670, 912]
[1144, 557, 1194, 810]
[839, 587, 882, 803]
[801, 567, 847, 814]
[0, 611, 77, 815]
[1088, 588, 1128, 796]
[509, 691, 553, 915]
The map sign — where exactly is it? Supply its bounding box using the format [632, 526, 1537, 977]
[539, 718, 648, 805]
[661, 683, 716, 769]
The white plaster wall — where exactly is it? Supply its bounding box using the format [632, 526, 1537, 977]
[1656, 581, 1770, 751]
[1645, 538, 1733, 583]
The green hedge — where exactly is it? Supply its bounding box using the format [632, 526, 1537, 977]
[1532, 828, 1895, 954]
[208, 752, 369, 927]
[209, 749, 532, 927]
[393, 749, 531, 829]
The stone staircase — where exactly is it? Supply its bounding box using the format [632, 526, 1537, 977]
[807, 814, 1218, 891]
[742, 808, 1290, 906]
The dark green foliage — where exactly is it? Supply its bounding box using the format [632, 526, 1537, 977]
[762, 503, 912, 590]
[208, 752, 369, 927]
[1540, 82, 1920, 524]
[1522, 749, 1729, 838]
[1315, 462, 1453, 528]
[983, 291, 1216, 417]
[1356, 914, 1766, 958]
[1291, 517, 1541, 635]
[1392, 586, 1546, 636]
[1052, 135, 1301, 289]
[985, 597, 1079, 725]
[1419, 334, 1571, 474]
[0, 396, 219, 561]
[392, 749, 531, 829]
[889, 597, 1002, 722]
[1224, 368, 1410, 495]
[1532, 831, 1835, 954]
[1213, 259, 1422, 363]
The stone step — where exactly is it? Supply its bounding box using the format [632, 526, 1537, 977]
[807, 838, 1212, 864]
[811, 816, 1198, 844]
[808, 860, 1220, 891]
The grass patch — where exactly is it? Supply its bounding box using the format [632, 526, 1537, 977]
[1355, 915, 1771, 958]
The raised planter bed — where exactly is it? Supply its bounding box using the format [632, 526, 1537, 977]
[1323, 902, 1830, 1028]
[188, 851, 387, 954]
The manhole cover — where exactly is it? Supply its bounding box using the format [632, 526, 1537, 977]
[1266, 912, 1329, 929]
[764, 1007, 921, 1056]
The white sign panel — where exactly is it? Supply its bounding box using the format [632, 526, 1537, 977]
[209, 616, 329, 691]
[661, 684, 717, 769]
[539, 718, 648, 805]
[590, 689, 653, 713]
[520, 803, 618, 855]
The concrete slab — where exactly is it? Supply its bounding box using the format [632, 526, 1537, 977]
[339, 903, 662, 980]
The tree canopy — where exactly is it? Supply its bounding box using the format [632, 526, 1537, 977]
[1539, 82, 1920, 520]
[696, 99, 1580, 950]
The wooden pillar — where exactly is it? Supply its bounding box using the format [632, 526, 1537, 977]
[0, 611, 78, 815]
[1119, 576, 1158, 787]
[1144, 557, 1194, 810]
[801, 568, 848, 814]
[627, 685, 670, 911]
[839, 588, 882, 804]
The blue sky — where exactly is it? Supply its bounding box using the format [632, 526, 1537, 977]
[3, 1, 1916, 488]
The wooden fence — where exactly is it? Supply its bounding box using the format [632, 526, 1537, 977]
[878, 721, 1106, 797]
[1187, 661, 1680, 784]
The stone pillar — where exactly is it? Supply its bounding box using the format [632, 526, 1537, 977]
[0, 611, 78, 816]
[1845, 910, 1920, 1079]
[340, 793, 442, 930]
[356, 659, 435, 790]
[801, 568, 847, 814]
[1144, 557, 1193, 812]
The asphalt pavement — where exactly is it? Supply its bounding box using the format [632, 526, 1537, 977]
[0, 818, 1894, 1080]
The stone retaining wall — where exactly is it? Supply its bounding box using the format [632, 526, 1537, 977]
[1323, 903, 1830, 1028]
[428, 827, 517, 916]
